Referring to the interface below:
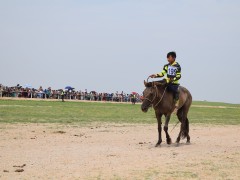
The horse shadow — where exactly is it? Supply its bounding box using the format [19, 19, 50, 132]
[147, 142, 193, 149]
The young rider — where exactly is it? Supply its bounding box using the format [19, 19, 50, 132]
[149, 52, 181, 113]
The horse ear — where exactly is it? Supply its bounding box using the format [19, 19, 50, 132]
[144, 81, 153, 87]
[144, 80, 147, 87]
[154, 82, 165, 86]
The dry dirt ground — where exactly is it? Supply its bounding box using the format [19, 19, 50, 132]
[0, 123, 240, 180]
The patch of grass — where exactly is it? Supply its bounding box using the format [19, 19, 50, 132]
[0, 100, 154, 124]
[143, 170, 161, 180]
[0, 99, 239, 125]
[139, 168, 199, 180]
[199, 157, 240, 179]
[189, 105, 240, 125]
[167, 170, 198, 179]
[193, 101, 240, 108]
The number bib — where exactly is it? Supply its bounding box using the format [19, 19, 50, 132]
[167, 66, 177, 77]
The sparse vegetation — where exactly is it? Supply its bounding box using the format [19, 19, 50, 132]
[0, 99, 239, 125]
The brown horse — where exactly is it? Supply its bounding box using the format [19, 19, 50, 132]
[141, 80, 192, 147]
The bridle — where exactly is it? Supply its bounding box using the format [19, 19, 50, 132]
[143, 78, 168, 108]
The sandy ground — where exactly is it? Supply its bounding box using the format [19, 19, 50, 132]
[0, 123, 240, 180]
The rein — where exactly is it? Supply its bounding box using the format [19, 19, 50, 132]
[155, 86, 167, 107]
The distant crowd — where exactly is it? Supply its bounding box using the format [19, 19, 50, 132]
[0, 84, 142, 103]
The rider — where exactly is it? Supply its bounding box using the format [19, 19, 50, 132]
[149, 51, 181, 113]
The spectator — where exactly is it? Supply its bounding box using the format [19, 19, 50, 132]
[61, 89, 65, 102]
[0, 83, 142, 103]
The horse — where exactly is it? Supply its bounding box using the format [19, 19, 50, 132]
[141, 79, 192, 147]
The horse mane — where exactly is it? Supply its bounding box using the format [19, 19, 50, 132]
[144, 81, 167, 88]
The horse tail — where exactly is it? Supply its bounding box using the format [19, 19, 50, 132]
[181, 117, 189, 139]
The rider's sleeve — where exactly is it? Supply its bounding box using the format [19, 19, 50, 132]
[173, 64, 181, 81]
[156, 65, 168, 77]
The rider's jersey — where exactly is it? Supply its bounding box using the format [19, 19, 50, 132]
[157, 61, 181, 84]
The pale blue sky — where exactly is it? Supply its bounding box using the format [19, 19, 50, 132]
[0, 0, 240, 103]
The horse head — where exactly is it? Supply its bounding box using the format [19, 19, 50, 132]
[141, 80, 157, 112]
[141, 80, 167, 112]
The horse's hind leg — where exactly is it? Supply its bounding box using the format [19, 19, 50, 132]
[164, 115, 172, 145]
[186, 118, 190, 143]
[176, 132, 181, 144]
[176, 107, 190, 144]
[176, 109, 183, 143]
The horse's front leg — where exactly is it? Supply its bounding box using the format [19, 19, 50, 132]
[155, 112, 163, 147]
[164, 114, 172, 145]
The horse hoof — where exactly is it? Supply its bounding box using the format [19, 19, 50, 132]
[167, 138, 172, 145]
[186, 141, 191, 144]
[155, 143, 161, 147]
